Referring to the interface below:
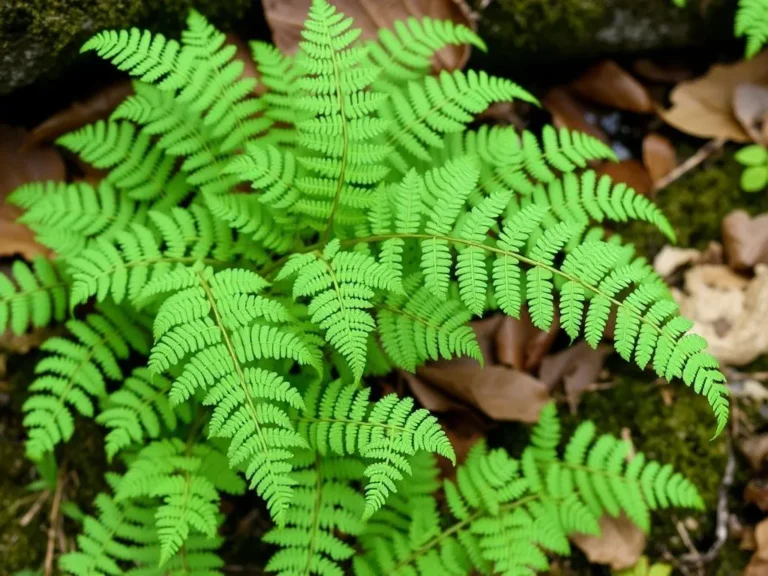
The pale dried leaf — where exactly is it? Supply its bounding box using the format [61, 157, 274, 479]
[642, 133, 677, 185]
[0, 125, 65, 259]
[659, 52, 768, 142]
[261, 0, 476, 70]
[571, 514, 647, 571]
[722, 210, 768, 270]
[734, 83, 768, 145]
[652, 245, 702, 278]
[570, 60, 654, 113]
[417, 362, 550, 422]
[741, 434, 768, 470]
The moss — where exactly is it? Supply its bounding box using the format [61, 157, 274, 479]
[561, 362, 728, 558]
[623, 146, 768, 258]
[0, 0, 251, 94]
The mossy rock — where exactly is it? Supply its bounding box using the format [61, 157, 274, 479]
[0, 0, 251, 95]
[474, 0, 737, 74]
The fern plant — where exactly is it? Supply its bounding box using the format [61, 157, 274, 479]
[736, 0, 768, 57]
[2, 1, 728, 573]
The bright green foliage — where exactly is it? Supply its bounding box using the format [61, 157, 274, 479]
[3, 1, 727, 573]
[23, 303, 150, 460]
[0, 257, 68, 335]
[735, 144, 768, 192]
[356, 403, 704, 576]
[736, 0, 768, 57]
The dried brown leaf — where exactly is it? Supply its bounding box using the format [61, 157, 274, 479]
[24, 82, 133, 148]
[495, 309, 559, 372]
[570, 60, 654, 114]
[400, 370, 466, 412]
[659, 52, 768, 142]
[734, 83, 768, 145]
[417, 362, 550, 423]
[538, 342, 612, 412]
[542, 87, 609, 143]
[261, 0, 475, 71]
[745, 480, 768, 511]
[632, 59, 694, 84]
[642, 133, 677, 185]
[0, 125, 65, 260]
[722, 210, 768, 271]
[596, 160, 653, 197]
[747, 518, 768, 574]
[571, 514, 647, 571]
[741, 434, 768, 470]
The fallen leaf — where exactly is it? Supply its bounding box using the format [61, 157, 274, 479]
[570, 60, 654, 114]
[417, 362, 549, 422]
[439, 413, 485, 471]
[0, 125, 65, 259]
[642, 133, 677, 185]
[729, 379, 768, 402]
[401, 371, 466, 412]
[495, 309, 559, 372]
[745, 480, 768, 511]
[660, 52, 768, 142]
[539, 342, 612, 412]
[652, 245, 702, 278]
[24, 82, 133, 147]
[674, 264, 768, 365]
[542, 87, 609, 143]
[0, 325, 57, 353]
[746, 518, 768, 574]
[571, 514, 647, 571]
[261, 0, 476, 71]
[741, 434, 768, 470]
[734, 83, 768, 145]
[596, 160, 653, 197]
[632, 59, 694, 84]
[471, 315, 504, 363]
[722, 210, 768, 270]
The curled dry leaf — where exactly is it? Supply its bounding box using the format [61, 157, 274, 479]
[632, 59, 694, 84]
[495, 309, 559, 372]
[261, 0, 476, 71]
[733, 83, 768, 145]
[746, 519, 768, 575]
[416, 360, 550, 423]
[570, 60, 654, 114]
[0, 125, 65, 260]
[642, 133, 677, 186]
[659, 51, 768, 142]
[722, 210, 768, 271]
[538, 342, 612, 412]
[571, 514, 647, 571]
[24, 82, 133, 148]
[542, 87, 609, 143]
[676, 264, 768, 366]
[595, 160, 653, 197]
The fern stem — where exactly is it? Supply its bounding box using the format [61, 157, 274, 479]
[303, 453, 324, 576]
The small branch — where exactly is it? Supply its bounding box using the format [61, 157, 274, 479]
[653, 137, 726, 192]
[18, 490, 50, 527]
[44, 468, 67, 576]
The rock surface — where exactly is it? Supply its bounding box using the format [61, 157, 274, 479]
[0, 0, 251, 95]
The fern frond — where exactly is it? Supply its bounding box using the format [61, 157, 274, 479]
[736, 0, 768, 58]
[264, 450, 366, 575]
[251, 40, 299, 135]
[278, 239, 402, 381]
[297, 379, 456, 520]
[0, 257, 68, 335]
[23, 303, 150, 460]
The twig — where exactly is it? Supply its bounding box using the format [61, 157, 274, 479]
[44, 468, 67, 576]
[653, 137, 727, 191]
[681, 440, 735, 564]
[675, 519, 703, 576]
[18, 489, 50, 527]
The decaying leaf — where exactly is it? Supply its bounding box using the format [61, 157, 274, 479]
[632, 59, 694, 84]
[570, 60, 654, 114]
[722, 210, 768, 270]
[741, 434, 768, 470]
[542, 87, 609, 143]
[642, 133, 677, 185]
[495, 309, 559, 372]
[746, 518, 768, 575]
[417, 361, 550, 423]
[539, 342, 612, 412]
[652, 245, 703, 278]
[571, 514, 647, 571]
[0, 125, 65, 259]
[675, 264, 768, 366]
[24, 82, 133, 147]
[660, 52, 768, 142]
[734, 83, 768, 145]
[745, 480, 768, 511]
[261, 0, 476, 71]
[596, 160, 653, 197]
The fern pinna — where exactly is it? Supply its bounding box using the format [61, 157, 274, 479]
[2, 0, 726, 574]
